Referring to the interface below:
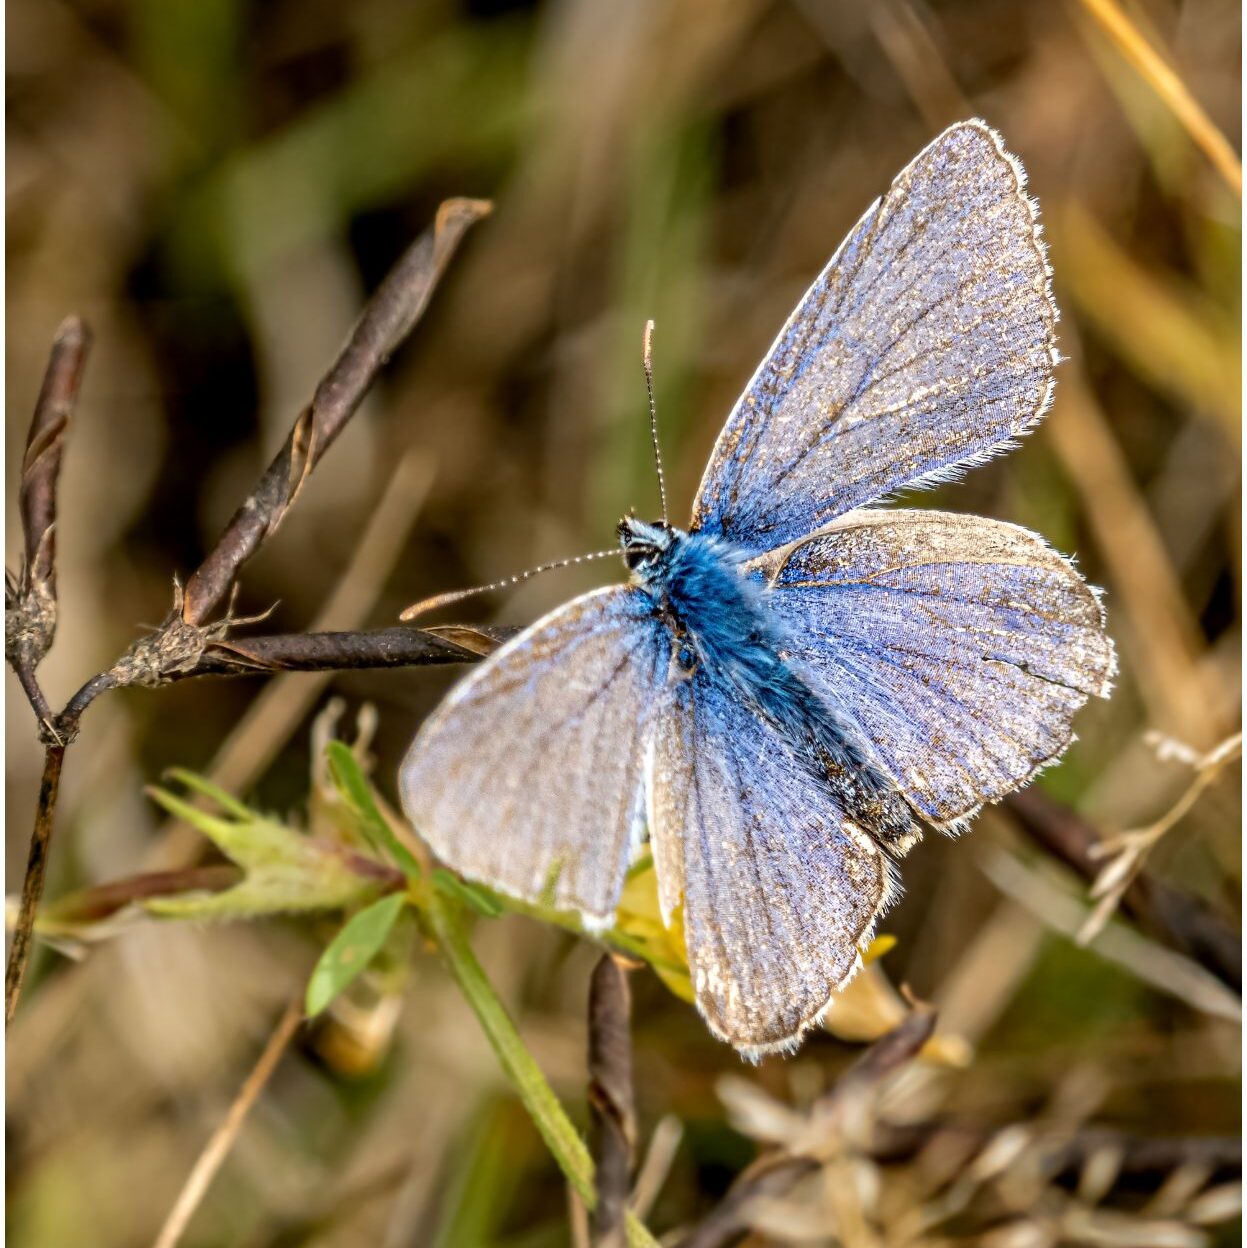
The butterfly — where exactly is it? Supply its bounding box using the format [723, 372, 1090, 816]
[399, 119, 1116, 1057]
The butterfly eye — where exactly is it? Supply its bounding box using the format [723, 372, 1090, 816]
[623, 544, 651, 571]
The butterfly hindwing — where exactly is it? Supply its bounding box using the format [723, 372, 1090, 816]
[400, 586, 667, 925]
[749, 509, 1116, 826]
[647, 667, 894, 1055]
[691, 119, 1058, 550]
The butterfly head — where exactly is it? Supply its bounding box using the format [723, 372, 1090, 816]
[618, 514, 675, 576]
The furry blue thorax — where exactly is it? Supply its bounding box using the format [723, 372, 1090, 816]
[618, 518, 915, 848]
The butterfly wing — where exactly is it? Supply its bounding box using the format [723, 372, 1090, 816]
[400, 586, 668, 925]
[748, 510, 1116, 828]
[647, 667, 894, 1055]
[692, 119, 1058, 551]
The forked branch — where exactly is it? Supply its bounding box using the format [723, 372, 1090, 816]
[4, 199, 491, 1025]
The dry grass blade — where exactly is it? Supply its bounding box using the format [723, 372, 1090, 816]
[1057, 208, 1239, 444]
[866, 0, 972, 129]
[1074, 0, 1241, 195]
[630, 1115, 683, 1221]
[1006, 787, 1240, 989]
[152, 1000, 303, 1248]
[981, 845, 1241, 1022]
[1045, 366, 1219, 746]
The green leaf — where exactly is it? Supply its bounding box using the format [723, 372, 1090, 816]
[305, 893, 407, 1017]
[433, 869, 503, 918]
[325, 741, 423, 879]
[144, 781, 385, 919]
[161, 767, 255, 820]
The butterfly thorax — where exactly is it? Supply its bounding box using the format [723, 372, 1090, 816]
[618, 517, 916, 849]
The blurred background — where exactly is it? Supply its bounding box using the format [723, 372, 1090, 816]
[6, 0, 1241, 1245]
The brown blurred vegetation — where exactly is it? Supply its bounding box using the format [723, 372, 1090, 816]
[5, 1, 1241, 1245]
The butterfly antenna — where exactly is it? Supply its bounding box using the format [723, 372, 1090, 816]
[643, 319, 669, 526]
[399, 549, 619, 621]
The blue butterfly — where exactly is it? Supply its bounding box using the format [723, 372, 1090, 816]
[400, 120, 1116, 1056]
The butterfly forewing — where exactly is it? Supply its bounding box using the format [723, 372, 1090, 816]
[750, 510, 1116, 826]
[692, 119, 1058, 550]
[649, 668, 894, 1054]
[400, 587, 667, 924]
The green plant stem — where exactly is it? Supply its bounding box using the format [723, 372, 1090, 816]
[424, 891, 660, 1248]
[426, 890, 596, 1196]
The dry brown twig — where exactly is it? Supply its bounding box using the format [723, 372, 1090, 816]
[5, 315, 92, 735]
[146, 452, 435, 871]
[4, 318, 93, 1023]
[588, 953, 638, 1247]
[4, 198, 492, 1024]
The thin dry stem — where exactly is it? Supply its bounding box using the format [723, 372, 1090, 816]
[1078, 732, 1241, 944]
[4, 745, 65, 1024]
[152, 1001, 303, 1248]
[1006, 787, 1240, 990]
[630, 1116, 683, 1221]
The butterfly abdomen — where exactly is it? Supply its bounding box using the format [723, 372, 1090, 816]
[653, 531, 917, 851]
